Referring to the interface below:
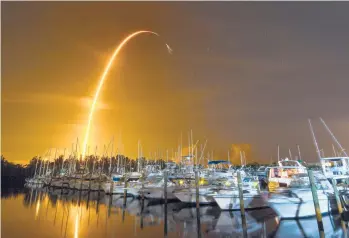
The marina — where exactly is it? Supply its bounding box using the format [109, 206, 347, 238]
[13, 120, 349, 237]
[3, 2, 349, 237]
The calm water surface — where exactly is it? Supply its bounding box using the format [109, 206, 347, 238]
[1, 188, 347, 238]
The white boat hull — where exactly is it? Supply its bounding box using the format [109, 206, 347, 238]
[267, 192, 336, 218]
[102, 182, 140, 197]
[174, 191, 215, 204]
[143, 186, 177, 200]
[214, 194, 267, 210]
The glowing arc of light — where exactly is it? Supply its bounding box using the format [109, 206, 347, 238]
[82, 30, 161, 158]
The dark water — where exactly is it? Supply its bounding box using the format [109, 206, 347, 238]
[1, 187, 348, 238]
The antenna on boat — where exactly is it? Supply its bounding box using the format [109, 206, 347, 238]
[277, 144, 280, 162]
[240, 151, 243, 168]
[243, 151, 247, 166]
[319, 117, 348, 157]
[332, 144, 337, 157]
[308, 119, 324, 172]
[227, 150, 230, 164]
[288, 148, 293, 160]
[297, 144, 302, 161]
[198, 139, 208, 165]
[137, 140, 140, 173]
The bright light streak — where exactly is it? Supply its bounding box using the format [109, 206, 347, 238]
[35, 199, 41, 220]
[82, 30, 171, 158]
[74, 210, 80, 238]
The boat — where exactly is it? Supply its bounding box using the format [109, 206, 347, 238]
[267, 171, 337, 218]
[102, 174, 140, 196]
[173, 185, 217, 204]
[212, 176, 268, 210]
[141, 175, 178, 200]
[267, 158, 307, 190]
[320, 157, 349, 184]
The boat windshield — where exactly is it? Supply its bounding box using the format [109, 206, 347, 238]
[269, 168, 304, 178]
[289, 173, 332, 190]
[324, 159, 344, 168]
[279, 161, 301, 167]
[146, 176, 164, 184]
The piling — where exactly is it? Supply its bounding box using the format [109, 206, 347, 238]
[195, 168, 200, 209]
[164, 169, 168, 237]
[140, 197, 144, 230]
[88, 159, 96, 192]
[79, 171, 84, 191]
[141, 170, 145, 201]
[164, 169, 168, 203]
[237, 171, 248, 238]
[332, 179, 343, 215]
[108, 195, 112, 218]
[307, 170, 325, 237]
[109, 175, 114, 195]
[196, 206, 202, 238]
[256, 179, 261, 194]
[123, 176, 128, 206]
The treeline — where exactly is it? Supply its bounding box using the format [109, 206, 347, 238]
[1, 156, 32, 187]
[1, 154, 169, 179]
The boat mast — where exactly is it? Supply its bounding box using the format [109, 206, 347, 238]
[308, 119, 324, 173]
[61, 148, 66, 174]
[320, 117, 348, 157]
[297, 144, 302, 161]
[38, 155, 43, 178]
[109, 137, 114, 176]
[277, 144, 280, 162]
[243, 151, 247, 166]
[75, 138, 79, 173]
[52, 148, 58, 177]
[137, 140, 140, 173]
[117, 131, 122, 173]
[288, 148, 293, 160]
[33, 155, 39, 178]
[180, 131, 183, 164]
[240, 151, 243, 168]
[332, 144, 337, 157]
[45, 148, 52, 176]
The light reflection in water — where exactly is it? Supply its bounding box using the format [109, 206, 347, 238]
[1, 187, 348, 238]
[74, 209, 79, 238]
[35, 198, 41, 220]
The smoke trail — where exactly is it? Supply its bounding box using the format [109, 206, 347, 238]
[82, 30, 171, 158]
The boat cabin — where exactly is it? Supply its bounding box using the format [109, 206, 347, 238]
[320, 157, 349, 181]
[266, 161, 307, 190]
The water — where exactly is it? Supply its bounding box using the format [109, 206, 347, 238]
[1, 188, 347, 238]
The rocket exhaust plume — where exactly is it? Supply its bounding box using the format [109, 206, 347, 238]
[82, 30, 171, 158]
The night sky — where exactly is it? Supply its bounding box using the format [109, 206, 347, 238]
[2, 2, 349, 164]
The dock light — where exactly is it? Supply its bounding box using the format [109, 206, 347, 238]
[179, 180, 184, 185]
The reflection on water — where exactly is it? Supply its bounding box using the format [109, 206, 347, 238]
[1, 188, 347, 238]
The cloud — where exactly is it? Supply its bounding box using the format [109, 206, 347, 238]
[3, 92, 110, 111]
